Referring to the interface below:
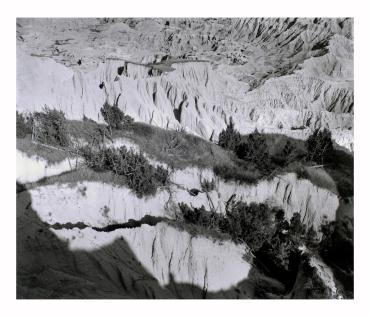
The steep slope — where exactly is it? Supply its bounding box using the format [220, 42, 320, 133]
[16, 18, 353, 150]
[16, 18, 352, 299]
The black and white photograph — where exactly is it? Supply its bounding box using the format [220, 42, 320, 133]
[15, 16, 354, 300]
[7, 0, 366, 307]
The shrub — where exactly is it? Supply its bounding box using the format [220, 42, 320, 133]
[100, 101, 133, 131]
[33, 107, 69, 147]
[235, 131, 271, 170]
[225, 201, 277, 250]
[306, 128, 334, 164]
[178, 203, 226, 230]
[218, 117, 241, 151]
[179, 200, 318, 279]
[271, 140, 302, 166]
[79, 145, 169, 197]
[201, 178, 216, 192]
[16, 111, 33, 138]
[154, 165, 170, 186]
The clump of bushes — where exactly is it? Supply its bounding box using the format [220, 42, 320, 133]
[33, 107, 69, 147]
[217, 123, 335, 183]
[271, 140, 306, 167]
[235, 131, 272, 171]
[16, 111, 33, 138]
[218, 117, 241, 151]
[224, 200, 278, 250]
[79, 145, 169, 197]
[306, 128, 334, 164]
[100, 101, 133, 132]
[218, 123, 302, 174]
[178, 203, 226, 230]
[179, 200, 319, 279]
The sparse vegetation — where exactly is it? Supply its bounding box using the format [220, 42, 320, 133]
[17, 109, 351, 200]
[113, 122, 233, 170]
[33, 107, 69, 147]
[235, 130, 272, 171]
[306, 128, 334, 164]
[178, 203, 226, 230]
[200, 178, 216, 192]
[79, 145, 169, 197]
[100, 101, 133, 132]
[218, 117, 241, 151]
[271, 140, 305, 167]
[68, 117, 111, 146]
[178, 200, 320, 288]
[17, 137, 72, 164]
[213, 161, 262, 184]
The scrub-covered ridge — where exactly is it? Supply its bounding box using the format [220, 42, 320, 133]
[16, 18, 353, 299]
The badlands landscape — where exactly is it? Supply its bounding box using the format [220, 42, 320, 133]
[16, 18, 353, 299]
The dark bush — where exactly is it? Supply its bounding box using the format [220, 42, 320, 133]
[306, 128, 334, 164]
[200, 178, 216, 192]
[271, 140, 304, 167]
[225, 201, 276, 250]
[235, 131, 271, 170]
[179, 200, 318, 284]
[34, 107, 69, 147]
[178, 203, 226, 230]
[154, 165, 170, 186]
[16, 111, 33, 138]
[218, 117, 241, 151]
[80, 145, 169, 197]
[100, 101, 133, 131]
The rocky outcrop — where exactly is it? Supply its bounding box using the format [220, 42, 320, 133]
[51, 223, 251, 293]
[16, 18, 351, 299]
[17, 18, 353, 150]
[18, 185, 255, 298]
[29, 182, 172, 227]
[171, 168, 338, 229]
[29, 168, 338, 231]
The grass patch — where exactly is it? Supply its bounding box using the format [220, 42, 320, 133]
[23, 167, 131, 190]
[113, 122, 234, 170]
[67, 119, 111, 146]
[300, 166, 338, 195]
[16, 136, 72, 164]
[213, 160, 262, 184]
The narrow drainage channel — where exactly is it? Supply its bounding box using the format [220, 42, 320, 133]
[47, 215, 165, 232]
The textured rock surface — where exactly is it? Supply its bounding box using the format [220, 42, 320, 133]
[29, 168, 337, 229]
[51, 223, 251, 292]
[17, 187, 256, 299]
[17, 18, 352, 299]
[17, 18, 353, 150]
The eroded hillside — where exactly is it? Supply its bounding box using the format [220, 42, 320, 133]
[16, 18, 354, 299]
[17, 18, 353, 150]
